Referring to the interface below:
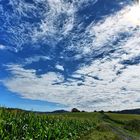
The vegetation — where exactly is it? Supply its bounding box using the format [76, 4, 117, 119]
[0, 107, 140, 140]
[124, 119, 140, 133]
[71, 108, 80, 112]
[0, 108, 95, 140]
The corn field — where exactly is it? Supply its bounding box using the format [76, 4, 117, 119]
[0, 108, 95, 140]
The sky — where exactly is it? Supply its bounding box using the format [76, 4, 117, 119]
[0, 0, 140, 112]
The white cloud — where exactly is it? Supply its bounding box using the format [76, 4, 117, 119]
[1, 1, 140, 111]
[0, 44, 6, 50]
[25, 56, 51, 64]
[0, 0, 78, 51]
[66, 4, 140, 58]
[55, 64, 64, 71]
[32, 0, 76, 43]
[2, 62, 140, 111]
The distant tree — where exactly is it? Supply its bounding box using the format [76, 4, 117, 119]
[99, 110, 104, 114]
[71, 108, 80, 112]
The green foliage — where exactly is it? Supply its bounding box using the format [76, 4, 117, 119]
[0, 108, 95, 140]
[96, 123, 111, 132]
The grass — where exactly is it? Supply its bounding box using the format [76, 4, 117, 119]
[0, 108, 140, 140]
[106, 113, 140, 121]
[81, 130, 122, 140]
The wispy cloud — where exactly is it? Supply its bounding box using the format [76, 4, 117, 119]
[1, 0, 140, 111]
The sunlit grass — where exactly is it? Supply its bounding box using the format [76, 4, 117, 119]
[106, 113, 140, 121]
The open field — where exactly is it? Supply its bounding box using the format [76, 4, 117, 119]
[0, 108, 140, 140]
[106, 113, 140, 121]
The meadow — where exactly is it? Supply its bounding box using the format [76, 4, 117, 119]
[0, 107, 140, 140]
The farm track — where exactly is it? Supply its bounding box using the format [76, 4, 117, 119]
[82, 123, 140, 140]
[102, 115, 140, 140]
[108, 124, 135, 140]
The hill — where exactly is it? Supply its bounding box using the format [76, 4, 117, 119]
[111, 108, 140, 114]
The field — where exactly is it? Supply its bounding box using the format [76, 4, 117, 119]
[0, 108, 140, 140]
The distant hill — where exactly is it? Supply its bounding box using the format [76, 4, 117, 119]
[110, 108, 140, 115]
[0, 107, 69, 114]
[1, 107, 140, 114]
[51, 110, 69, 113]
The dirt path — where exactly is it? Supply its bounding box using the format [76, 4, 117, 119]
[80, 123, 140, 140]
[108, 124, 134, 140]
[80, 114, 140, 140]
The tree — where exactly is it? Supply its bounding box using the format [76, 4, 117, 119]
[71, 108, 80, 112]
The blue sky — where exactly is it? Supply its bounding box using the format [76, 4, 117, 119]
[0, 0, 140, 111]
